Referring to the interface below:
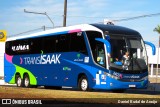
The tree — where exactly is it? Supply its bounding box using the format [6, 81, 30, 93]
[154, 25, 160, 34]
[153, 24, 160, 59]
[154, 25, 160, 57]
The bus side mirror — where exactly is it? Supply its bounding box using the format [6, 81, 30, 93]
[95, 38, 111, 54]
[144, 41, 156, 55]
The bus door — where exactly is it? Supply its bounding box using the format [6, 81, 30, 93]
[94, 38, 111, 86]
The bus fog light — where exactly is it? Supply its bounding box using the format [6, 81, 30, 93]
[110, 83, 113, 86]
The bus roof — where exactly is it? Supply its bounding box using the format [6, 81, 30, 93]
[7, 23, 141, 41]
[91, 23, 141, 36]
[6, 24, 102, 41]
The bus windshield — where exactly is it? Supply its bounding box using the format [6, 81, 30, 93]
[109, 35, 148, 74]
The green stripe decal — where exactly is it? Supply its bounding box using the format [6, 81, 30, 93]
[9, 65, 37, 85]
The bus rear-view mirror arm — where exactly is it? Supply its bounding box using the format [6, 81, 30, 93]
[95, 38, 111, 54]
[144, 41, 156, 55]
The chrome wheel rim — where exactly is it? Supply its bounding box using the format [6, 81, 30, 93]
[24, 77, 29, 87]
[17, 77, 22, 87]
[81, 79, 88, 91]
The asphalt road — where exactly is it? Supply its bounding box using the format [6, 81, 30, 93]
[0, 80, 160, 93]
[0, 76, 160, 92]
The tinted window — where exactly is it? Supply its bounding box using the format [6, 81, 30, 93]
[128, 38, 142, 49]
[29, 38, 43, 54]
[5, 32, 88, 55]
[56, 34, 70, 52]
[5, 38, 43, 55]
[43, 36, 56, 53]
[86, 31, 105, 66]
[95, 42, 106, 67]
[6, 39, 30, 55]
[70, 32, 88, 55]
[5, 41, 12, 55]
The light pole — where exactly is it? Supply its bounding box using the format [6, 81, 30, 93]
[63, 0, 67, 27]
[24, 9, 54, 28]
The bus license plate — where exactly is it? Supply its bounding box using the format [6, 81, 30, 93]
[129, 85, 136, 88]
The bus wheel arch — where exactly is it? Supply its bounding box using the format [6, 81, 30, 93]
[15, 73, 23, 87]
[78, 73, 89, 91]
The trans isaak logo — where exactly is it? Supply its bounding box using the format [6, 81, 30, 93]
[20, 50, 61, 65]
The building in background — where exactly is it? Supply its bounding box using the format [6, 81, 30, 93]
[146, 47, 160, 65]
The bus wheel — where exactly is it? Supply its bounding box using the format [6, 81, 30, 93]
[24, 74, 31, 88]
[78, 75, 89, 91]
[15, 75, 23, 87]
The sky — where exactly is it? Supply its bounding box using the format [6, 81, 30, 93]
[0, 0, 160, 47]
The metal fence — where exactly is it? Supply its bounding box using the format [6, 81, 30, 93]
[149, 64, 160, 78]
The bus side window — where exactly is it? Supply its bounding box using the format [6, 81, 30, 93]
[56, 34, 70, 52]
[96, 43, 105, 66]
[43, 36, 56, 53]
[86, 31, 106, 68]
[29, 38, 43, 54]
[70, 32, 88, 55]
[5, 41, 12, 55]
[9, 39, 30, 55]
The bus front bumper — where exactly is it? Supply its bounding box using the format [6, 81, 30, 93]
[92, 76, 148, 90]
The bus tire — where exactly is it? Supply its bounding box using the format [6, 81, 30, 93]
[23, 74, 31, 88]
[78, 75, 89, 91]
[15, 74, 23, 87]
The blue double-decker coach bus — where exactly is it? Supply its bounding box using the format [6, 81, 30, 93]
[4, 23, 155, 91]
